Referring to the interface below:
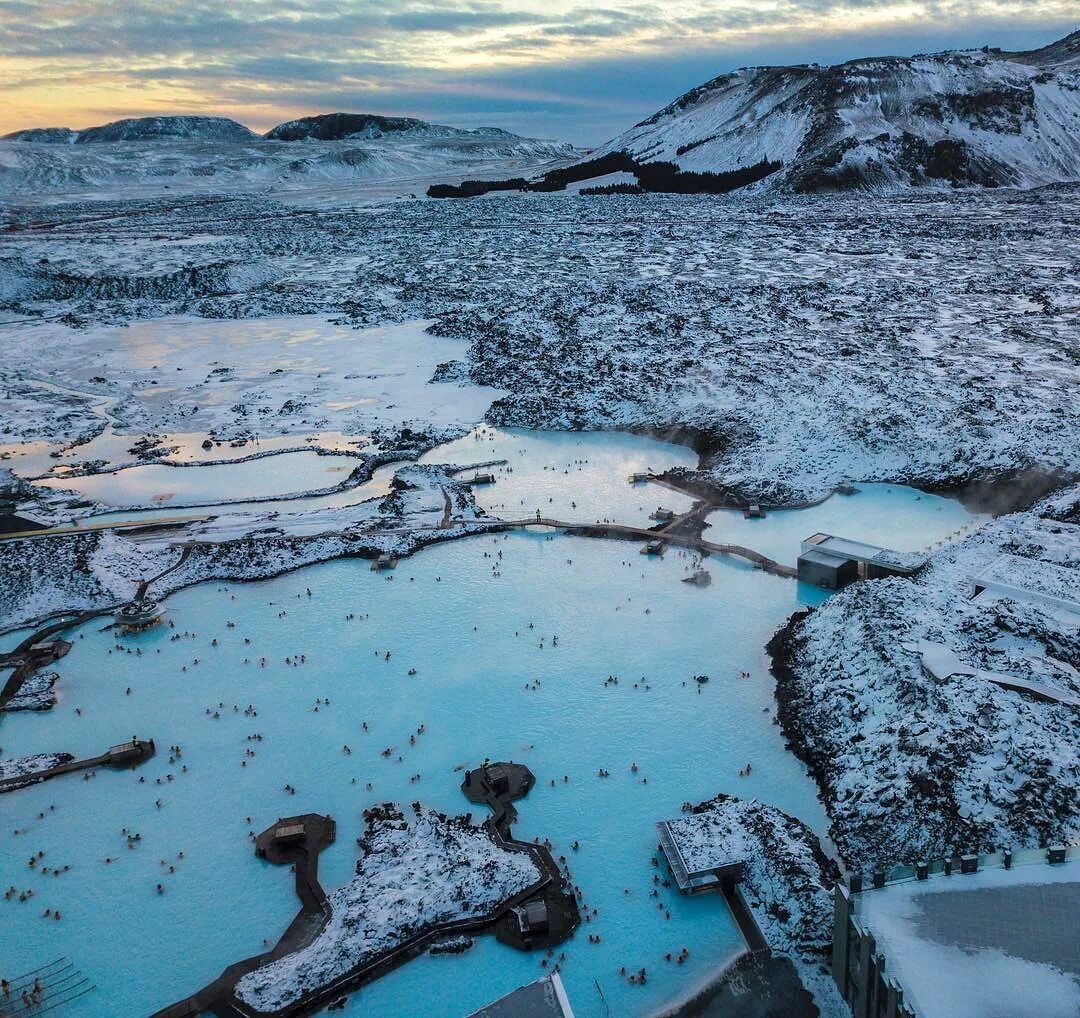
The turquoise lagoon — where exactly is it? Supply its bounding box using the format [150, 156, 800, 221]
[0, 432, 980, 1018]
[706, 485, 987, 566]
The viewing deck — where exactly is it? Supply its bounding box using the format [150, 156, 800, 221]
[655, 820, 745, 894]
[656, 818, 768, 954]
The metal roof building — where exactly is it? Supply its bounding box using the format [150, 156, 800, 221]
[467, 973, 575, 1018]
[798, 533, 927, 588]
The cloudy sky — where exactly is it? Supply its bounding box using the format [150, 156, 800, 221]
[0, 1, 1074, 144]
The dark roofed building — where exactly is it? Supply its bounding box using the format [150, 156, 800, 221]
[467, 972, 575, 1018]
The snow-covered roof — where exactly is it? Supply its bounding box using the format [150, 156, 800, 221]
[972, 553, 1080, 615]
[856, 857, 1080, 1018]
[907, 639, 1080, 707]
[657, 817, 746, 888]
[801, 533, 926, 572]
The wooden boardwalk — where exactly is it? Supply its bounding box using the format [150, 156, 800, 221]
[445, 459, 509, 476]
[0, 617, 86, 710]
[0, 514, 208, 542]
[153, 815, 337, 1018]
[0, 739, 156, 794]
[491, 517, 797, 577]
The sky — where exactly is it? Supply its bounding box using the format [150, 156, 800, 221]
[0, 1, 1075, 145]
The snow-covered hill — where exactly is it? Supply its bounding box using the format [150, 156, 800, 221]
[588, 30, 1080, 191]
[264, 111, 521, 143]
[2, 115, 258, 144]
[0, 114, 576, 202]
[1, 127, 78, 144]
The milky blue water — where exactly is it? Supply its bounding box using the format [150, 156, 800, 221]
[0, 431, 982, 1018]
[83, 462, 401, 527]
[0, 537, 828, 1017]
[420, 426, 698, 527]
[0, 627, 33, 654]
[34, 450, 363, 509]
[706, 484, 985, 566]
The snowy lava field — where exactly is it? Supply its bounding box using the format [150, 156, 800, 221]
[0, 175, 1077, 1017]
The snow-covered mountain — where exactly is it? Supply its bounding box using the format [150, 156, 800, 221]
[264, 111, 519, 143]
[1, 127, 78, 144]
[2, 115, 258, 144]
[0, 113, 576, 201]
[588, 30, 1080, 191]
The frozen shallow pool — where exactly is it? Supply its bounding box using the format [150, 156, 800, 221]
[420, 425, 698, 527]
[1, 430, 369, 482]
[0, 316, 506, 446]
[82, 462, 402, 527]
[33, 449, 364, 509]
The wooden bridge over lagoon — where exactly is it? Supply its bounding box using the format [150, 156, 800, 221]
[482, 514, 797, 578]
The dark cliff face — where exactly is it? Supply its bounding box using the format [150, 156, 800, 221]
[264, 113, 431, 141]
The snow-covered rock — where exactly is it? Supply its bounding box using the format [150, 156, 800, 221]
[587, 31, 1080, 192]
[234, 803, 540, 1011]
[4, 671, 59, 711]
[2, 185, 1075, 505]
[0, 752, 71, 787]
[665, 794, 838, 957]
[770, 485, 1080, 867]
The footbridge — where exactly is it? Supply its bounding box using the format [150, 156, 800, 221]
[491, 517, 797, 578]
[0, 503, 797, 580]
[0, 739, 156, 794]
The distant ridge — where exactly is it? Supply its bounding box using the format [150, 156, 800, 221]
[4, 111, 539, 146]
[1, 127, 78, 144]
[0, 110, 577, 197]
[2, 115, 257, 144]
[263, 112, 518, 142]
